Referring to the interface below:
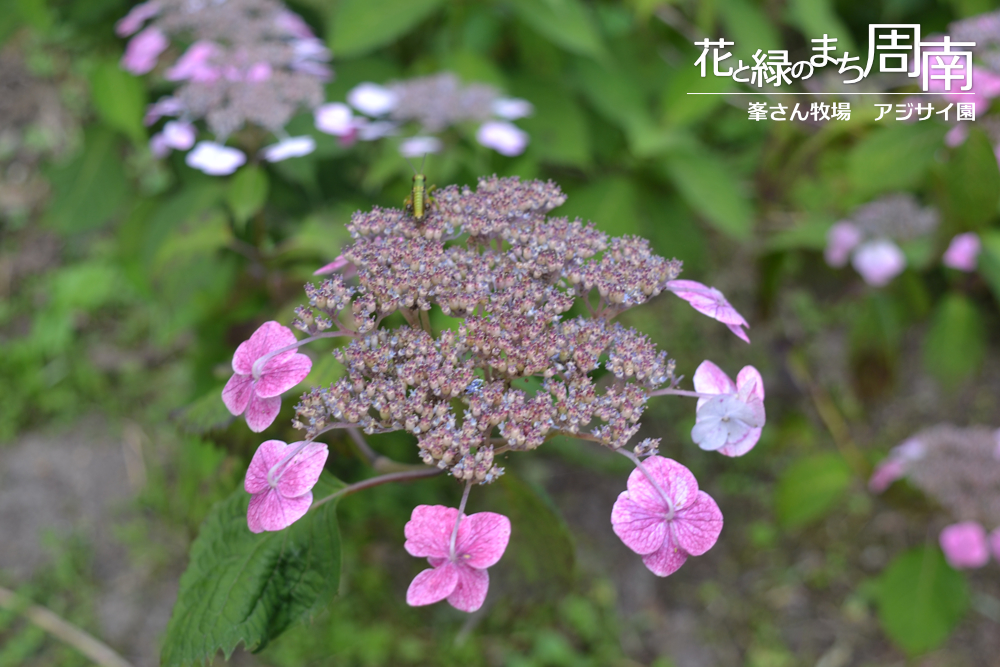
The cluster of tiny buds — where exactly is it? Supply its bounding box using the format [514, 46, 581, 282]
[286, 176, 747, 484]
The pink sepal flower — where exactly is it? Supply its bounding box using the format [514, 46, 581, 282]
[666, 279, 750, 343]
[348, 83, 399, 117]
[186, 142, 246, 176]
[162, 120, 195, 150]
[942, 232, 981, 272]
[115, 1, 161, 37]
[939, 521, 990, 569]
[314, 103, 356, 137]
[691, 361, 765, 457]
[121, 27, 168, 75]
[222, 321, 312, 432]
[825, 221, 862, 268]
[852, 239, 906, 286]
[245, 440, 328, 533]
[261, 136, 316, 162]
[611, 456, 723, 577]
[476, 121, 529, 156]
[166, 41, 219, 82]
[404, 505, 511, 612]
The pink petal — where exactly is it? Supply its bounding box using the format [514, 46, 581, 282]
[641, 535, 689, 577]
[666, 280, 748, 327]
[824, 221, 862, 268]
[945, 124, 969, 148]
[347, 83, 399, 116]
[406, 563, 459, 606]
[404, 505, 459, 559]
[455, 512, 511, 569]
[693, 360, 737, 410]
[115, 0, 161, 37]
[736, 366, 766, 403]
[247, 489, 312, 533]
[628, 456, 699, 513]
[162, 120, 196, 150]
[672, 491, 723, 556]
[447, 566, 490, 612]
[255, 352, 312, 398]
[276, 442, 328, 498]
[852, 239, 906, 287]
[222, 372, 253, 416]
[610, 493, 668, 555]
[166, 41, 218, 82]
[121, 27, 168, 75]
[314, 103, 355, 137]
[314, 255, 351, 276]
[726, 323, 750, 343]
[244, 439, 286, 494]
[868, 458, 905, 494]
[942, 232, 981, 272]
[939, 522, 989, 569]
[715, 426, 763, 457]
[245, 393, 281, 432]
[476, 121, 529, 156]
[185, 142, 245, 175]
[232, 321, 299, 375]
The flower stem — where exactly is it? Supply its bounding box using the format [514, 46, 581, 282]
[449, 481, 473, 560]
[311, 467, 443, 510]
[617, 449, 675, 519]
[646, 387, 714, 399]
[251, 330, 355, 380]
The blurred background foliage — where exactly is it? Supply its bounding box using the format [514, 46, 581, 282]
[1, 0, 999, 664]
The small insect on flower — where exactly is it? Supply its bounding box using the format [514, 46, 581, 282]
[404, 154, 436, 221]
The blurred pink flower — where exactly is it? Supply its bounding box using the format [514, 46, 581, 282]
[945, 124, 969, 147]
[162, 120, 195, 150]
[691, 361, 765, 457]
[491, 98, 534, 120]
[244, 439, 328, 533]
[942, 232, 981, 271]
[185, 141, 246, 175]
[166, 41, 219, 82]
[404, 505, 511, 612]
[868, 458, 906, 494]
[245, 62, 272, 83]
[121, 27, 168, 74]
[400, 136, 442, 157]
[611, 456, 723, 577]
[825, 221, 862, 268]
[115, 0, 161, 37]
[476, 121, 529, 156]
[665, 279, 750, 343]
[144, 96, 184, 125]
[275, 9, 315, 39]
[851, 239, 906, 286]
[261, 136, 316, 162]
[314, 103, 356, 137]
[348, 82, 399, 116]
[939, 521, 990, 569]
[222, 321, 312, 432]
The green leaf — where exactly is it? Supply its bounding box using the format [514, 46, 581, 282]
[161, 472, 345, 666]
[661, 144, 753, 240]
[945, 128, 1000, 230]
[785, 0, 855, 53]
[89, 60, 146, 143]
[717, 0, 781, 59]
[174, 385, 235, 434]
[774, 452, 852, 529]
[512, 78, 591, 167]
[923, 293, 985, 386]
[330, 0, 446, 58]
[509, 0, 606, 60]
[560, 176, 640, 237]
[480, 472, 576, 603]
[45, 128, 129, 233]
[875, 546, 970, 655]
[978, 230, 1000, 304]
[226, 165, 269, 229]
[847, 123, 947, 200]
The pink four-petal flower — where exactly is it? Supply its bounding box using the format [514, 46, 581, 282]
[404, 505, 511, 613]
[244, 439, 328, 533]
[611, 456, 723, 577]
[691, 361, 765, 457]
[222, 321, 312, 432]
[665, 280, 750, 343]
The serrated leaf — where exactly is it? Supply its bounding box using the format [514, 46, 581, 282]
[161, 472, 345, 666]
[330, 0, 446, 58]
[45, 128, 128, 233]
[847, 123, 947, 200]
[923, 293, 985, 386]
[662, 145, 753, 240]
[774, 452, 852, 529]
[89, 60, 146, 143]
[945, 128, 1000, 230]
[509, 0, 605, 60]
[226, 165, 269, 229]
[875, 546, 970, 656]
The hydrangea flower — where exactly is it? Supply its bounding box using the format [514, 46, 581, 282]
[222, 321, 312, 432]
[942, 232, 981, 272]
[121, 26, 168, 75]
[314, 102, 356, 138]
[404, 505, 511, 612]
[261, 136, 316, 162]
[185, 141, 246, 176]
[691, 361, 765, 457]
[611, 456, 723, 577]
[851, 239, 906, 286]
[824, 221, 862, 268]
[245, 439, 328, 533]
[665, 279, 750, 343]
[476, 121, 529, 156]
[939, 521, 990, 569]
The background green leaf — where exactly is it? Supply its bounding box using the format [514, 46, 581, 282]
[774, 452, 852, 529]
[922, 293, 986, 386]
[44, 127, 129, 232]
[944, 128, 1000, 231]
[875, 546, 970, 656]
[509, 0, 605, 60]
[226, 165, 270, 229]
[662, 144, 753, 240]
[330, 0, 446, 58]
[89, 60, 146, 143]
[847, 123, 947, 200]
[162, 472, 345, 666]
